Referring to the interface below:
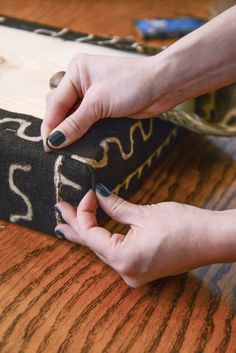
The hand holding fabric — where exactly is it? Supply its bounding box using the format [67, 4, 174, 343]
[41, 54, 173, 151]
[54, 185, 236, 287]
[42, 6, 236, 150]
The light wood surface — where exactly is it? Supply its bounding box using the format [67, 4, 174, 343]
[1, 1, 236, 353]
[0, 26, 138, 118]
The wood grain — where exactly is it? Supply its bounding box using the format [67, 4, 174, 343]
[1, 1, 236, 352]
[0, 26, 139, 118]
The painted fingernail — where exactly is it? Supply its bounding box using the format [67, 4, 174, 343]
[49, 70, 65, 89]
[47, 131, 66, 147]
[55, 230, 65, 239]
[95, 183, 111, 197]
[54, 205, 64, 219]
[54, 205, 61, 215]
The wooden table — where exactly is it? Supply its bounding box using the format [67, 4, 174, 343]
[1, 1, 236, 352]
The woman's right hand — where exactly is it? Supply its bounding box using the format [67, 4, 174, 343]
[41, 53, 173, 150]
[54, 187, 236, 288]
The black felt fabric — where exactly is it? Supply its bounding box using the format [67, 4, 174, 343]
[0, 109, 182, 234]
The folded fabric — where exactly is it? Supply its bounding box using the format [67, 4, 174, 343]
[0, 15, 235, 236]
[0, 109, 181, 234]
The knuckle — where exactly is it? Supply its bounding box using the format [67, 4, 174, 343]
[83, 90, 102, 122]
[111, 198, 126, 215]
[66, 116, 84, 135]
[84, 85, 110, 119]
[88, 85, 107, 106]
[75, 52, 87, 62]
[69, 53, 87, 68]
[68, 54, 78, 67]
[67, 53, 87, 92]
[85, 86, 101, 108]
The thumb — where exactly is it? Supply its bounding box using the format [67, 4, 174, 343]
[46, 88, 101, 149]
[95, 183, 140, 225]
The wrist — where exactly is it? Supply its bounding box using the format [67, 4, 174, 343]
[147, 7, 236, 111]
[189, 208, 236, 266]
[206, 209, 236, 263]
[147, 49, 191, 112]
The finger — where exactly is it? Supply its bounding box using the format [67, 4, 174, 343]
[55, 197, 97, 246]
[95, 183, 140, 225]
[55, 222, 112, 266]
[41, 71, 80, 150]
[49, 71, 65, 89]
[76, 189, 98, 231]
[55, 192, 97, 233]
[56, 191, 126, 260]
[46, 89, 99, 149]
[54, 222, 91, 247]
[55, 201, 77, 228]
[55, 223, 81, 243]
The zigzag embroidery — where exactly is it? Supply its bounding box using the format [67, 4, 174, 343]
[0, 117, 42, 142]
[71, 119, 153, 169]
[113, 128, 177, 194]
[9, 164, 33, 223]
[54, 155, 82, 223]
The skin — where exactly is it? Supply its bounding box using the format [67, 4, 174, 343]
[55, 191, 236, 288]
[42, 6, 236, 287]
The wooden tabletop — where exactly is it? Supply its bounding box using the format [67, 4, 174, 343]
[1, 1, 236, 352]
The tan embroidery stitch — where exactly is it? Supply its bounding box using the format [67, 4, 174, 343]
[71, 120, 154, 168]
[113, 128, 178, 194]
[0, 117, 42, 142]
[9, 164, 33, 223]
[54, 155, 82, 224]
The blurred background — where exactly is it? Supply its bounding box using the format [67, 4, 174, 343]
[0, 0, 235, 49]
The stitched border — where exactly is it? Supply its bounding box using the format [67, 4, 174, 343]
[112, 127, 178, 194]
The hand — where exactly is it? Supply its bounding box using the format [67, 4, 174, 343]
[53, 183, 232, 288]
[41, 54, 173, 151]
[42, 6, 236, 150]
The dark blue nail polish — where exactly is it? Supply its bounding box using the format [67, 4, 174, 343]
[54, 205, 62, 218]
[54, 205, 65, 223]
[55, 230, 65, 239]
[47, 131, 66, 147]
[96, 183, 111, 197]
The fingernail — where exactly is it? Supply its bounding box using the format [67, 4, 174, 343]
[55, 230, 65, 239]
[54, 205, 62, 218]
[43, 139, 52, 153]
[47, 131, 66, 147]
[95, 183, 111, 197]
[49, 71, 66, 89]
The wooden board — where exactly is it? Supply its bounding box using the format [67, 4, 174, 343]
[0, 25, 139, 118]
[0, 24, 192, 120]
